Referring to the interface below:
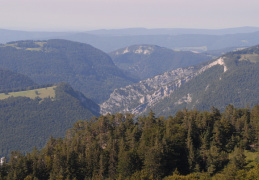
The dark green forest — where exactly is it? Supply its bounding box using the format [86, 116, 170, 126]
[0, 68, 36, 92]
[0, 83, 100, 158]
[1, 105, 258, 179]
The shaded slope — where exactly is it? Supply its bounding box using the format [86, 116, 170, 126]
[0, 39, 135, 103]
[0, 67, 36, 91]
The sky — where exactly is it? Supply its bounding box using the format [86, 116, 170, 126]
[1, 0, 259, 31]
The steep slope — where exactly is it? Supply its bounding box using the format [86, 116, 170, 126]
[110, 44, 211, 80]
[101, 66, 200, 115]
[0, 40, 135, 103]
[101, 45, 259, 116]
[0, 83, 100, 158]
[0, 67, 36, 91]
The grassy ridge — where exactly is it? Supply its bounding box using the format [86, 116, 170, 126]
[0, 86, 56, 100]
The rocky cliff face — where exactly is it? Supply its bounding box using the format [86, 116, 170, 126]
[102, 45, 259, 117]
[100, 57, 228, 115]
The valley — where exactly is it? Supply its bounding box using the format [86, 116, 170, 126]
[0, 28, 259, 179]
[101, 45, 259, 117]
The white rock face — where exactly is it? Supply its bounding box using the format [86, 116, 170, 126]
[198, 57, 227, 73]
[122, 47, 129, 54]
[100, 66, 196, 114]
[134, 46, 154, 55]
[114, 45, 155, 56]
[0, 157, 5, 166]
[100, 57, 227, 115]
[175, 93, 192, 105]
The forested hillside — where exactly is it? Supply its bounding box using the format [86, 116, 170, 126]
[0, 105, 258, 179]
[152, 45, 259, 116]
[0, 83, 100, 158]
[0, 40, 135, 103]
[0, 67, 36, 91]
[110, 45, 211, 80]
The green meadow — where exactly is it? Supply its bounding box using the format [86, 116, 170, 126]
[0, 86, 56, 100]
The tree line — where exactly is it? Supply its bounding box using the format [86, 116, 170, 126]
[0, 105, 258, 179]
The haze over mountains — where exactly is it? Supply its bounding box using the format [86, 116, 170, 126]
[0, 29, 73, 44]
[86, 27, 259, 36]
[110, 44, 211, 80]
[2, 27, 259, 52]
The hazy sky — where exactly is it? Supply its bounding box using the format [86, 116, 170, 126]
[1, 0, 259, 31]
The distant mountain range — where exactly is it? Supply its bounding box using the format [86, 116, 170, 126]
[0, 29, 73, 43]
[86, 26, 259, 36]
[1, 27, 259, 52]
[110, 44, 211, 80]
[0, 39, 135, 103]
[101, 45, 259, 116]
[62, 30, 259, 52]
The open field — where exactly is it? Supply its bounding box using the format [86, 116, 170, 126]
[0, 41, 46, 51]
[0, 86, 56, 100]
[240, 53, 259, 63]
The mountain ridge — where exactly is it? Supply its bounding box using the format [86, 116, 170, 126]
[101, 45, 259, 116]
[1, 28, 259, 53]
[110, 44, 211, 80]
[86, 26, 259, 36]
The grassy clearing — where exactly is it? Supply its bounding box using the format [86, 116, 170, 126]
[240, 54, 259, 63]
[35, 41, 47, 47]
[26, 41, 46, 51]
[0, 41, 46, 51]
[0, 43, 22, 49]
[0, 86, 57, 100]
[26, 47, 42, 51]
